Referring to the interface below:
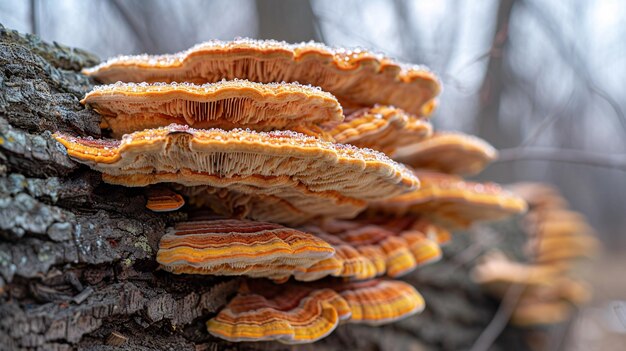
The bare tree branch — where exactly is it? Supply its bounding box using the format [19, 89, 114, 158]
[521, 0, 626, 134]
[496, 147, 626, 172]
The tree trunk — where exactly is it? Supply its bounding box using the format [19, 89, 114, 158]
[0, 24, 531, 351]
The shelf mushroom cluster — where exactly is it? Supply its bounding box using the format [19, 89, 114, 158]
[473, 183, 598, 326]
[55, 39, 527, 344]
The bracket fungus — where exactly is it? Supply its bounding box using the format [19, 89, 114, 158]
[473, 183, 598, 328]
[329, 279, 425, 326]
[207, 278, 424, 344]
[53, 124, 418, 201]
[156, 219, 335, 281]
[293, 231, 380, 282]
[330, 105, 433, 154]
[145, 186, 185, 212]
[42, 33, 549, 345]
[206, 279, 350, 344]
[296, 219, 442, 281]
[373, 170, 527, 228]
[393, 132, 497, 176]
[83, 39, 440, 116]
[83, 80, 343, 137]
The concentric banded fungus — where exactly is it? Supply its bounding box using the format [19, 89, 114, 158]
[411, 219, 452, 245]
[331, 225, 417, 277]
[296, 219, 442, 280]
[474, 183, 597, 328]
[83, 39, 441, 116]
[472, 251, 591, 327]
[53, 125, 418, 204]
[329, 279, 425, 325]
[399, 231, 443, 266]
[156, 219, 335, 280]
[294, 232, 379, 281]
[207, 280, 350, 344]
[145, 187, 185, 212]
[393, 132, 497, 175]
[373, 171, 527, 228]
[329, 105, 433, 154]
[83, 81, 343, 137]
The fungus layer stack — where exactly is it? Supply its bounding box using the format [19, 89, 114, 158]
[56, 39, 527, 344]
[473, 183, 598, 327]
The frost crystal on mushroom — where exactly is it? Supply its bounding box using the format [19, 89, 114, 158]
[83, 80, 343, 137]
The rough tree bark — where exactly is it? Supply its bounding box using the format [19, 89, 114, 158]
[0, 25, 531, 351]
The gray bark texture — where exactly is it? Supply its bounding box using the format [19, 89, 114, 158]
[0, 24, 533, 351]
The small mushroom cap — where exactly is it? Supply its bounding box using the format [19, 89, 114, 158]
[472, 251, 563, 287]
[145, 187, 185, 212]
[373, 170, 527, 228]
[293, 232, 380, 281]
[82, 80, 343, 137]
[508, 182, 569, 209]
[53, 125, 418, 203]
[393, 132, 497, 176]
[207, 280, 350, 344]
[329, 105, 433, 155]
[318, 224, 417, 277]
[399, 231, 443, 266]
[299, 219, 443, 280]
[527, 235, 599, 263]
[410, 218, 452, 245]
[157, 219, 335, 281]
[84, 39, 441, 116]
[328, 279, 426, 326]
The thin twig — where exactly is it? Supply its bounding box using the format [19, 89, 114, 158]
[519, 89, 576, 147]
[470, 283, 526, 351]
[495, 147, 626, 172]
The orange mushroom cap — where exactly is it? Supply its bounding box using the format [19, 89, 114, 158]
[82, 80, 343, 138]
[84, 39, 441, 116]
[325, 279, 426, 326]
[410, 218, 452, 245]
[372, 170, 527, 228]
[329, 105, 433, 155]
[297, 219, 442, 280]
[53, 125, 418, 211]
[293, 231, 380, 281]
[145, 186, 185, 212]
[393, 131, 497, 176]
[207, 279, 350, 344]
[157, 219, 335, 281]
